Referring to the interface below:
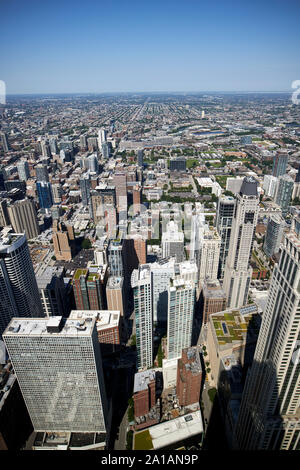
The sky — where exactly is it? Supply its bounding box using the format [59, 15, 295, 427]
[0, 0, 300, 94]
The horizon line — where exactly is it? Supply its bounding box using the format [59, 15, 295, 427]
[5, 90, 293, 96]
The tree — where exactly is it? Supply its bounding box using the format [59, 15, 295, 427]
[128, 398, 134, 422]
[81, 238, 92, 249]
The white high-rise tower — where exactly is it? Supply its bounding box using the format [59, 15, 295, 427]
[131, 265, 153, 371]
[223, 176, 259, 309]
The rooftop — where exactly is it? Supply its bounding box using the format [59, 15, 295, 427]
[210, 304, 260, 348]
[4, 314, 95, 338]
[69, 309, 120, 330]
[133, 410, 203, 450]
[73, 268, 88, 280]
[134, 369, 157, 393]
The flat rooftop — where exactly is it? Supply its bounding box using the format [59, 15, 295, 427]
[134, 410, 203, 450]
[210, 304, 259, 347]
[134, 369, 157, 393]
[69, 310, 120, 330]
[107, 276, 123, 288]
[4, 315, 95, 338]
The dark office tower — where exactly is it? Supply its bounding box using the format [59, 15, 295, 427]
[17, 160, 30, 182]
[102, 142, 112, 159]
[137, 149, 144, 168]
[274, 175, 294, 217]
[296, 166, 300, 184]
[49, 137, 58, 155]
[215, 195, 235, 279]
[36, 182, 53, 212]
[272, 150, 289, 178]
[108, 239, 124, 278]
[7, 199, 40, 240]
[80, 135, 87, 151]
[263, 215, 285, 258]
[235, 227, 300, 450]
[35, 164, 49, 182]
[0, 232, 43, 337]
[0, 168, 5, 191]
[223, 176, 259, 309]
[169, 158, 186, 172]
[176, 347, 202, 407]
[0, 132, 9, 152]
[80, 172, 91, 207]
[36, 266, 67, 317]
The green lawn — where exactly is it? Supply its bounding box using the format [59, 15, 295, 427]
[134, 430, 154, 450]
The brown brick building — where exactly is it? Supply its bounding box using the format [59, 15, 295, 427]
[133, 370, 157, 418]
[201, 280, 227, 325]
[176, 347, 202, 407]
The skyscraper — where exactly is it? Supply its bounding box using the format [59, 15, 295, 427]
[150, 258, 176, 325]
[162, 221, 185, 262]
[36, 181, 53, 211]
[215, 196, 235, 279]
[0, 132, 9, 152]
[106, 276, 125, 318]
[223, 176, 259, 309]
[263, 175, 278, 199]
[3, 314, 109, 437]
[197, 226, 221, 287]
[101, 142, 112, 159]
[107, 239, 124, 278]
[85, 153, 99, 174]
[41, 141, 51, 159]
[274, 175, 294, 217]
[7, 199, 40, 240]
[167, 278, 195, 360]
[90, 185, 116, 225]
[49, 137, 58, 155]
[35, 164, 49, 182]
[80, 172, 91, 207]
[263, 215, 285, 258]
[36, 265, 67, 317]
[17, 160, 30, 182]
[131, 265, 153, 371]
[113, 172, 127, 213]
[235, 226, 300, 450]
[137, 149, 144, 168]
[73, 268, 106, 311]
[98, 128, 107, 150]
[0, 232, 43, 337]
[272, 150, 289, 178]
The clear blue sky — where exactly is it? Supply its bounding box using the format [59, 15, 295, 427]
[0, 0, 300, 94]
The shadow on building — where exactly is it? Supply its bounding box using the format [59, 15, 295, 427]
[207, 314, 286, 450]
